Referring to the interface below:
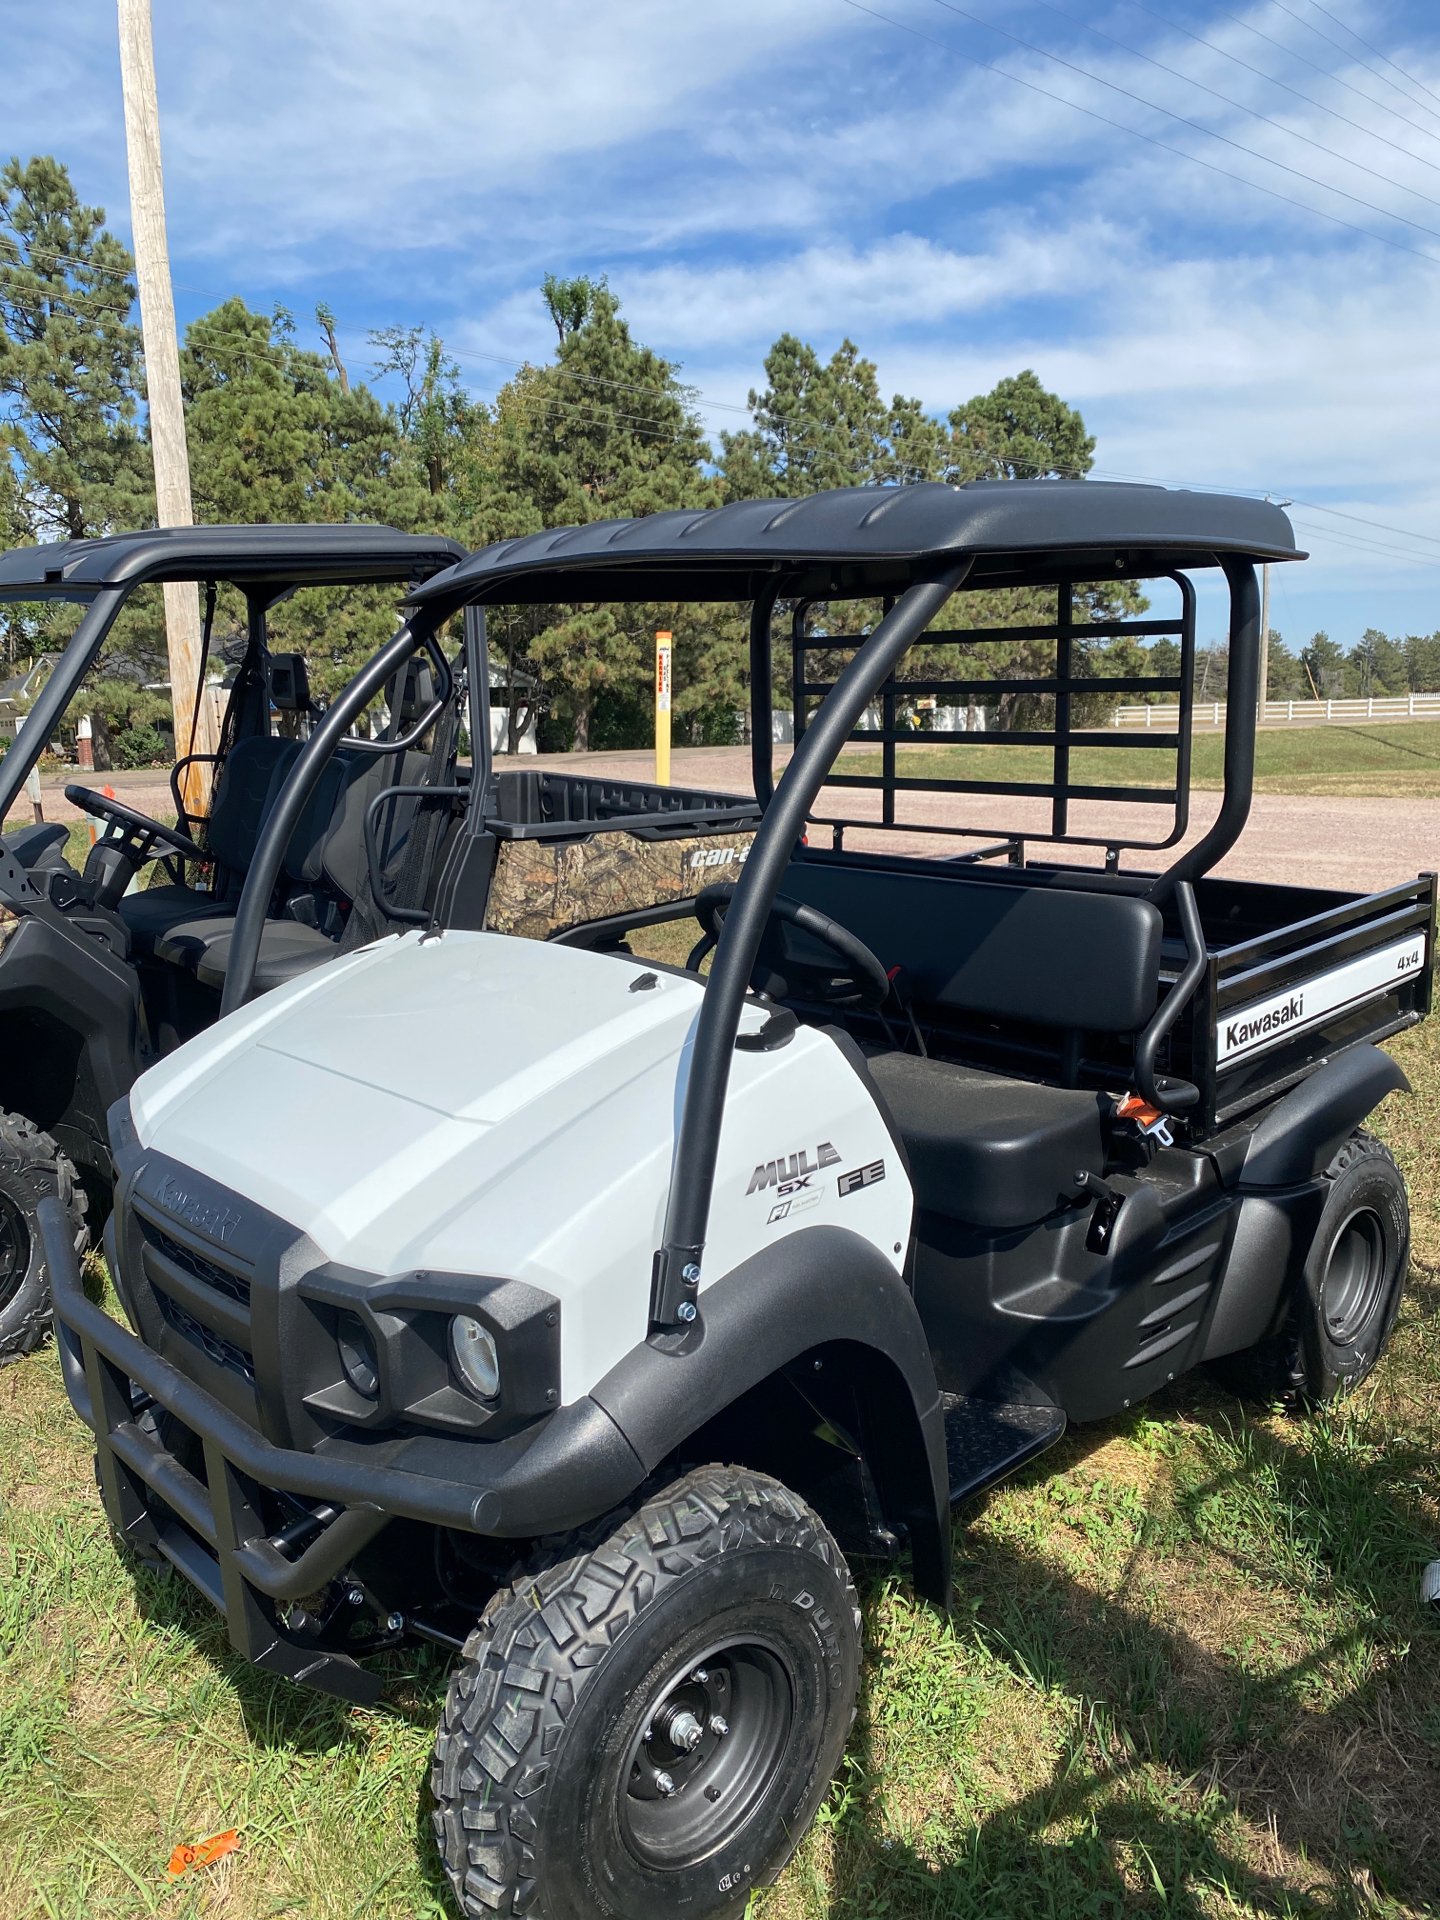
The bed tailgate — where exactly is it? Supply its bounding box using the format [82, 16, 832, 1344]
[1191, 873, 1435, 1132]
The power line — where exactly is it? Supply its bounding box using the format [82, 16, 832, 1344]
[1296, 0, 1440, 113]
[1268, 0, 1440, 126]
[840, 0, 1440, 265]
[926, 0, 1440, 241]
[1206, 4, 1440, 150]
[1117, 0, 1440, 181]
[1032, 0, 1440, 215]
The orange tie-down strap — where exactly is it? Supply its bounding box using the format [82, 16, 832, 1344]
[167, 1830, 241, 1878]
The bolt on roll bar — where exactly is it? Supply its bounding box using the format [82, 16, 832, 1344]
[650, 561, 973, 1334]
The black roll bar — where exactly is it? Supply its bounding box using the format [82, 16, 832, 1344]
[0, 588, 126, 823]
[1133, 879, 1206, 1113]
[220, 615, 440, 1016]
[747, 576, 784, 809]
[650, 561, 973, 1333]
[1150, 556, 1260, 904]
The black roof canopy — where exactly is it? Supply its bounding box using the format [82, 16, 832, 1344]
[410, 481, 1302, 610]
[0, 524, 466, 602]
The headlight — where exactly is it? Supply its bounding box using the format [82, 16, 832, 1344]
[450, 1315, 500, 1400]
[336, 1310, 379, 1397]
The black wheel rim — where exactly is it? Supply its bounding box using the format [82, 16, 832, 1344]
[620, 1638, 795, 1870]
[0, 1190, 31, 1315]
[1321, 1207, 1387, 1344]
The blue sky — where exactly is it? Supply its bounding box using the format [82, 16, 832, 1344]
[7, 0, 1440, 651]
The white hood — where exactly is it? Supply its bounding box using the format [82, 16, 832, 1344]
[130, 930, 911, 1399]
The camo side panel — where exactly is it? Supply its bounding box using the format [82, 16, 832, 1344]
[484, 831, 755, 940]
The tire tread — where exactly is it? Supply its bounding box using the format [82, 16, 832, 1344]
[430, 1464, 860, 1919]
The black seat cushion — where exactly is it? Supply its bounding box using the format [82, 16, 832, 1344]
[119, 883, 235, 955]
[195, 922, 341, 994]
[865, 1050, 1105, 1231]
[155, 915, 341, 995]
[117, 736, 302, 955]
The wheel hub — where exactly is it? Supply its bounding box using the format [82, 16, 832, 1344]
[623, 1640, 794, 1870]
[0, 1190, 31, 1316]
[1321, 1207, 1387, 1345]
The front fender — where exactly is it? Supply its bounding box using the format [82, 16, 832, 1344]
[591, 1225, 952, 1607]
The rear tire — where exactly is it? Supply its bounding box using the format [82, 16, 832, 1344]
[0, 1110, 89, 1365]
[1211, 1129, 1408, 1406]
[430, 1465, 862, 1920]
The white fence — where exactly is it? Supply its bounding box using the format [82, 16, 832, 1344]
[1111, 693, 1440, 729]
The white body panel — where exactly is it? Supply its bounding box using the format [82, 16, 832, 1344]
[129, 931, 912, 1403]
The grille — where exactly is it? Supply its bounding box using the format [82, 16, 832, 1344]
[139, 1214, 251, 1306]
[156, 1291, 256, 1383]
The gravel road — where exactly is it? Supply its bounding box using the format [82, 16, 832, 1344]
[17, 750, 1435, 895]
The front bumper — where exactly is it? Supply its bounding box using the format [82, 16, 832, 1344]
[46, 1200, 644, 1702]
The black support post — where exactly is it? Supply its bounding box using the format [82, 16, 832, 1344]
[650, 562, 972, 1331]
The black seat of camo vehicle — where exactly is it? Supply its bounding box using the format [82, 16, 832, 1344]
[782, 867, 1163, 1231]
[118, 735, 300, 953]
[156, 747, 430, 993]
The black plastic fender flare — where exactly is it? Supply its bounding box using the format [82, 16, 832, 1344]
[591, 1225, 953, 1608]
[1241, 1045, 1410, 1189]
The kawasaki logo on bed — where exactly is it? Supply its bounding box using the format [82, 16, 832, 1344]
[1217, 934, 1427, 1067]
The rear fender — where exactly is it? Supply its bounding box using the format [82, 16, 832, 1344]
[590, 1225, 952, 1608]
[1241, 1045, 1408, 1189]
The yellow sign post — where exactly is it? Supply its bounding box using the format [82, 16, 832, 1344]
[655, 630, 672, 786]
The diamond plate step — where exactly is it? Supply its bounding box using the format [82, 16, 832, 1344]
[943, 1395, 1066, 1506]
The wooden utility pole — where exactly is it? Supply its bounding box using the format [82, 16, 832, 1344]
[117, 0, 215, 811]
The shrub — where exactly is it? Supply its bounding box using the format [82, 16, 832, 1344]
[112, 724, 171, 769]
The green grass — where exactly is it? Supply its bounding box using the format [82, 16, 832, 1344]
[841, 718, 1440, 798]
[2, 1013, 1437, 1917]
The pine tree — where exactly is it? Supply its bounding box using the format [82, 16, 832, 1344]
[462, 287, 717, 749]
[1301, 631, 1346, 698]
[0, 155, 150, 542]
[946, 370, 1094, 481]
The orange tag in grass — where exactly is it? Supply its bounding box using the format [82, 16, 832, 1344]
[166, 1829, 240, 1877]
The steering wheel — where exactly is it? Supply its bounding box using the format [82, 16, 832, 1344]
[689, 881, 892, 1009]
[64, 784, 205, 862]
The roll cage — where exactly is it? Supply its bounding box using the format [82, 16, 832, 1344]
[0, 524, 469, 831]
[395, 480, 1304, 1331]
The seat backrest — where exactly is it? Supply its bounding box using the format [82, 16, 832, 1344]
[205, 735, 300, 876]
[767, 862, 1163, 1034]
[282, 747, 432, 900]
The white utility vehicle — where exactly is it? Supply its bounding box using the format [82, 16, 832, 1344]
[54, 484, 1429, 1919]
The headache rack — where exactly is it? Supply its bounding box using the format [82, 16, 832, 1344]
[774, 571, 1196, 865]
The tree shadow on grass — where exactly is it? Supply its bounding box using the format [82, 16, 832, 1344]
[802, 1373, 1440, 1920]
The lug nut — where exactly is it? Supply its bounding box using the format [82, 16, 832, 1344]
[655, 1771, 677, 1796]
[643, 1725, 654, 1743]
[669, 1710, 703, 1752]
[709, 1714, 729, 1738]
[387, 1612, 404, 1633]
[691, 1668, 709, 1685]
